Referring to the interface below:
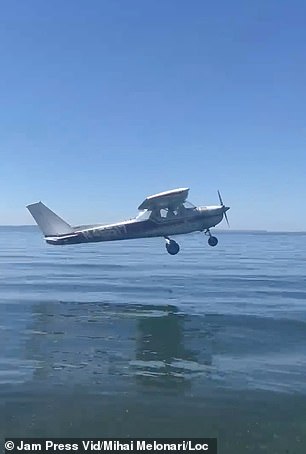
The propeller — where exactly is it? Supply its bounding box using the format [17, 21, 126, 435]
[217, 190, 230, 227]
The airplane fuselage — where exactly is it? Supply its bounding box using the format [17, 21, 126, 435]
[45, 207, 225, 245]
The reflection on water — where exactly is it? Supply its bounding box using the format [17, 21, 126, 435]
[3, 300, 306, 454]
[4, 297, 306, 398]
[21, 301, 215, 395]
[133, 308, 214, 391]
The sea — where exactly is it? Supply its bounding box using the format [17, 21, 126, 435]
[1, 226, 306, 453]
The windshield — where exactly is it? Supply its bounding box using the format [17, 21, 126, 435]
[183, 201, 196, 209]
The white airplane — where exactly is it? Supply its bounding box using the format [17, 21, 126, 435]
[27, 188, 230, 255]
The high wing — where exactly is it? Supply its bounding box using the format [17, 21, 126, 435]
[138, 188, 189, 211]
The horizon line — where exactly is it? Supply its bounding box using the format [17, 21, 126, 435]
[0, 225, 305, 234]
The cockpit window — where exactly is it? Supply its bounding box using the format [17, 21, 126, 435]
[135, 210, 151, 221]
[183, 201, 196, 209]
[135, 202, 196, 223]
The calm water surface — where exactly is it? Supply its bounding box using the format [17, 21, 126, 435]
[1, 227, 306, 453]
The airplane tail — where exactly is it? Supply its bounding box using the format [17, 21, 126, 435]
[27, 202, 74, 236]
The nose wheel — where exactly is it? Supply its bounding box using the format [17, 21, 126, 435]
[165, 237, 180, 255]
[205, 229, 218, 247]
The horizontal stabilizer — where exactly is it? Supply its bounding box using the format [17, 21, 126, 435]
[27, 202, 74, 236]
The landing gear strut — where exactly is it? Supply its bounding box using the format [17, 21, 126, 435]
[165, 237, 180, 255]
[205, 229, 218, 247]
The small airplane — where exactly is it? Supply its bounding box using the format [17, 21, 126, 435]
[27, 188, 230, 255]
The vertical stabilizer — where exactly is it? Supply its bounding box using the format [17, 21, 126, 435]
[27, 202, 73, 236]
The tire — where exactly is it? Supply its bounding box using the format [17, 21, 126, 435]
[166, 240, 180, 255]
[208, 236, 218, 247]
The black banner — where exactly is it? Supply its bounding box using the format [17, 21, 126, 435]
[4, 438, 217, 454]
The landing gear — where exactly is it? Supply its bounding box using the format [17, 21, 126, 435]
[205, 229, 218, 247]
[208, 236, 218, 247]
[165, 237, 180, 255]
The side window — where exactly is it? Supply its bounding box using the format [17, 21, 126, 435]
[151, 208, 182, 222]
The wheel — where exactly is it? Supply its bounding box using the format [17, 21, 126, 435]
[208, 236, 218, 247]
[166, 240, 180, 255]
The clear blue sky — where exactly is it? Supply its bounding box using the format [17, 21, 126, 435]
[0, 0, 305, 230]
